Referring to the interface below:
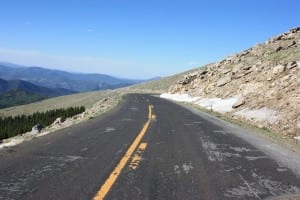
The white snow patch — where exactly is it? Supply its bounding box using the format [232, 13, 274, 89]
[160, 93, 279, 124]
[195, 97, 239, 113]
[294, 136, 300, 141]
[234, 107, 278, 124]
[160, 93, 200, 103]
[160, 93, 239, 113]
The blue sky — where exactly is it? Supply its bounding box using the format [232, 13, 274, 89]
[0, 0, 299, 78]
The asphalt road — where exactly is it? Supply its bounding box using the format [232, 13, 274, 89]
[0, 94, 300, 200]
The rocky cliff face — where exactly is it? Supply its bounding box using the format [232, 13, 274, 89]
[169, 28, 300, 137]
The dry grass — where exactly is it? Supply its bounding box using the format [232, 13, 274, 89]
[267, 47, 300, 63]
[0, 90, 115, 117]
[129, 65, 207, 93]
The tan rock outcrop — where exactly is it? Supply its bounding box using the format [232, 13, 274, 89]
[168, 27, 300, 137]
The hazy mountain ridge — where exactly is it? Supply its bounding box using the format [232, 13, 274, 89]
[0, 64, 143, 92]
[0, 78, 76, 108]
[0, 78, 75, 97]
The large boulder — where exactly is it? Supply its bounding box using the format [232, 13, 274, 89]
[286, 61, 298, 69]
[31, 124, 44, 134]
[232, 96, 245, 108]
[217, 76, 232, 87]
[272, 64, 286, 75]
[275, 46, 284, 52]
[286, 40, 296, 48]
[221, 68, 231, 74]
[51, 117, 63, 127]
[232, 64, 243, 74]
[243, 65, 252, 70]
[199, 69, 208, 75]
[181, 72, 198, 85]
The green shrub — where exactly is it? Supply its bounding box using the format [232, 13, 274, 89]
[0, 106, 85, 140]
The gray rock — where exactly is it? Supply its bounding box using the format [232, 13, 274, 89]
[181, 73, 198, 85]
[199, 70, 208, 75]
[244, 70, 253, 75]
[272, 64, 286, 74]
[232, 64, 243, 74]
[221, 68, 231, 74]
[239, 50, 250, 57]
[275, 46, 284, 52]
[32, 124, 44, 134]
[289, 27, 300, 33]
[232, 97, 245, 108]
[217, 76, 231, 87]
[271, 35, 283, 42]
[233, 73, 246, 79]
[243, 65, 252, 70]
[287, 61, 298, 69]
[52, 117, 63, 126]
[287, 40, 296, 48]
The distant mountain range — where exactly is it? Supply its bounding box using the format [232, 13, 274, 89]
[0, 78, 75, 97]
[0, 62, 156, 108]
[0, 78, 75, 108]
[0, 63, 145, 92]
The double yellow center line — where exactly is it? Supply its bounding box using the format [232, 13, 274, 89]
[93, 104, 154, 200]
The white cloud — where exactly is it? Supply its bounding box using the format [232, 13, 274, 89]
[0, 48, 159, 79]
[87, 28, 93, 32]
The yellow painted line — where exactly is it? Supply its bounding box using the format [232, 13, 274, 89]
[148, 105, 153, 119]
[138, 142, 147, 150]
[129, 142, 148, 170]
[93, 105, 153, 200]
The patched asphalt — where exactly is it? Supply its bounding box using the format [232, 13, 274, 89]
[0, 94, 299, 200]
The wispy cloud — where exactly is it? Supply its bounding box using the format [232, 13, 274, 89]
[87, 28, 93, 32]
[0, 48, 158, 79]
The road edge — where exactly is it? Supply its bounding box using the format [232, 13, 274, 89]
[156, 95, 300, 177]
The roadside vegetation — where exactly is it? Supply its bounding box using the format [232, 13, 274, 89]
[0, 106, 85, 140]
[0, 90, 112, 117]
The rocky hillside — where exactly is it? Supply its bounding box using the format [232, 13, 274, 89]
[168, 28, 300, 137]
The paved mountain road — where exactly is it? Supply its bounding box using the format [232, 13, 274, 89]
[0, 94, 300, 200]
